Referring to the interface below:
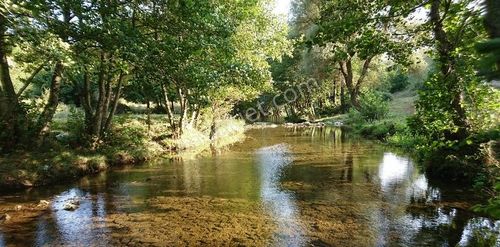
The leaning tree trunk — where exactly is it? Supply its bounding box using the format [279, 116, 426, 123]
[340, 79, 347, 113]
[102, 72, 124, 134]
[0, 14, 25, 150]
[160, 82, 177, 134]
[35, 61, 64, 140]
[339, 57, 372, 111]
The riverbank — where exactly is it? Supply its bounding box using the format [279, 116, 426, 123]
[0, 115, 246, 190]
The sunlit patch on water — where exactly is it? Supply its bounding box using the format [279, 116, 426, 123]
[459, 218, 500, 246]
[378, 153, 413, 192]
[35, 188, 110, 246]
[257, 144, 306, 246]
[404, 207, 456, 230]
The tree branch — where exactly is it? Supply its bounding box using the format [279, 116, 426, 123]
[16, 63, 45, 97]
[356, 56, 373, 91]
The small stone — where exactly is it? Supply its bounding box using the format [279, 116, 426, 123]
[63, 199, 80, 211]
[15, 205, 22, 211]
[21, 180, 33, 187]
[37, 200, 50, 208]
[0, 214, 11, 223]
[63, 202, 79, 211]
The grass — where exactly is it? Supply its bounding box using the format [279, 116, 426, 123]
[387, 90, 417, 122]
[0, 104, 247, 189]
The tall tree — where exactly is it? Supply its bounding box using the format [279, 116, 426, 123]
[310, 0, 415, 109]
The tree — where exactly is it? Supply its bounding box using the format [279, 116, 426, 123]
[0, 1, 26, 150]
[312, 0, 415, 109]
[413, 0, 487, 141]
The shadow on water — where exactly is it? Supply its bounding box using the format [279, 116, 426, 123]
[0, 126, 499, 246]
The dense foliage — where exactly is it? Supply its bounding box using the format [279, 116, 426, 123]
[0, 0, 289, 150]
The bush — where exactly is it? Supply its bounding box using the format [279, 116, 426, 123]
[65, 106, 86, 144]
[284, 115, 307, 123]
[103, 117, 164, 161]
[389, 72, 410, 93]
[358, 121, 398, 140]
[316, 105, 345, 117]
[346, 109, 365, 126]
[358, 91, 389, 122]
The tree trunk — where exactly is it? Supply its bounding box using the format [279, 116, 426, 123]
[189, 104, 200, 128]
[17, 63, 45, 97]
[339, 57, 372, 110]
[176, 87, 189, 137]
[102, 72, 124, 134]
[340, 80, 346, 113]
[331, 80, 337, 105]
[0, 14, 25, 149]
[91, 53, 108, 138]
[209, 107, 217, 141]
[81, 71, 94, 128]
[35, 61, 64, 139]
[100, 74, 113, 135]
[160, 82, 177, 135]
[430, 0, 470, 139]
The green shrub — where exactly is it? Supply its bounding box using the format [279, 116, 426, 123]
[389, 72, 410, 93]
[358, 121, 398, 140]
[103, 117, 164, 161]
[358, 91, 389, 122]
[346, 109, 364, 126]
[64, 106, 87, 145]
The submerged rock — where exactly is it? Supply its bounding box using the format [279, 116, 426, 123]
[37, 200, 50, 208]
[0, 214, 11, 223]
[63, 199, 80, 211]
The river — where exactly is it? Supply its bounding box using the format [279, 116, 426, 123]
[0, 127, 499, 246]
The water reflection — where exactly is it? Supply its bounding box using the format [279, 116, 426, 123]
[1, 127, 500, 246]
[459, 218, 500, 246]
[38, 188, 110, 246]
[258, 144, 306, 246]
[378, 153, 413, 193]
[0, 231, 4, 246]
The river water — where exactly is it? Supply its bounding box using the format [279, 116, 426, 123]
[0, 127, 499, 246]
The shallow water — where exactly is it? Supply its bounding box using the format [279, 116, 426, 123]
[0, 127, 499, 246]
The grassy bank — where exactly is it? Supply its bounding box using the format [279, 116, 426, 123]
[0, 106, 246, 189]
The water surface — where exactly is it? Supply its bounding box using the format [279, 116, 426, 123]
[0, 127, 498, 246]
